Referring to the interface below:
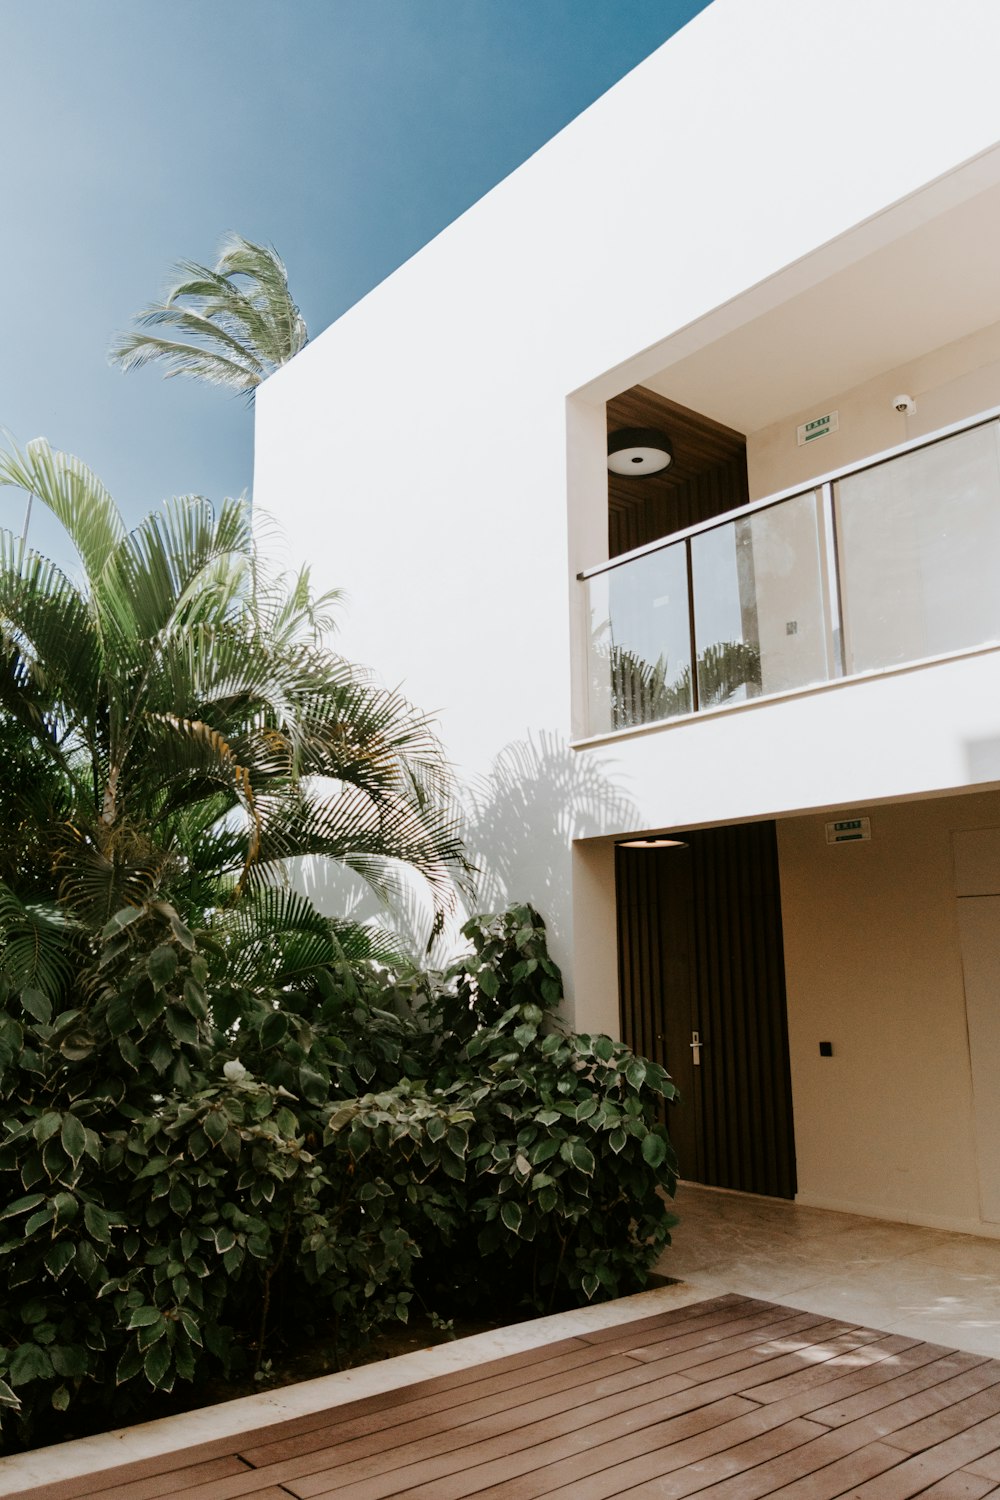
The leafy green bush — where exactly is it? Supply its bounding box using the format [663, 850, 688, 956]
[0, 903, 677, 1450]
[326, 907, 678, 1317]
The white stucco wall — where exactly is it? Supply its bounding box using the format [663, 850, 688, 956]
[254, 0, 1000, 998]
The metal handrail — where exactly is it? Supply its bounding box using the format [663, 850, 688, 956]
[578, 402, 1000, 581]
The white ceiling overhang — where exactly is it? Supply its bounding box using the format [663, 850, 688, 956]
[628, 153, 1000, 434]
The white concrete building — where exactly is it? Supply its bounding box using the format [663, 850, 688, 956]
[255, 0, 1000, 1239]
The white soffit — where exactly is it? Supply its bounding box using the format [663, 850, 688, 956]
[642, 178, 1000, 434]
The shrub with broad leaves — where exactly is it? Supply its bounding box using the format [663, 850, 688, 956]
[0, 903, 677, 1450]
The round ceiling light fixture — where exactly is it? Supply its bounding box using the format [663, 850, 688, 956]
[607, 427, 673, 477]
[617, 836, 688, 849]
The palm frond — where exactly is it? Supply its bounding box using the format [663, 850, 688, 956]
[0, 880, 82, 1001]
[140, 712, 261, 880]
[98, 495, 252, 650]
[0, 528, 103, 753]
[53, 822, 171, 927]
[108, 334, 261, 393]
[249, 782, 466, 920]
[0, 442, 468, 969]
[0, 438, 124, 583]
[211, 886, 372, 989]
[109, 234, 308, 395]
[114, 304, 269, 379]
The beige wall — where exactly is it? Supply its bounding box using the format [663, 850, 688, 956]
[778, 788, 1000, 1236]
[747, 320, 1000, 501]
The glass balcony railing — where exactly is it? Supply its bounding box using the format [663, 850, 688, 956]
[581, 412, 1000, 737]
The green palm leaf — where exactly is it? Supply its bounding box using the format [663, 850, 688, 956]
[109, 234, 307, 396]
[0, 880, 81, 1001]
[0, 432, 469, 989]
[0, 438, 124, 583]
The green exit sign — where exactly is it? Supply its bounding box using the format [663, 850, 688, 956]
[797, 410, 839, 447]
[825, 815, 871, 844]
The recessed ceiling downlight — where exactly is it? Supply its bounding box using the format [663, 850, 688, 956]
[607, 427, 673, 476]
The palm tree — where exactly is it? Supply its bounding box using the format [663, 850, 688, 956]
[0, 438, 467, 998]
[109, 234, 307, 396]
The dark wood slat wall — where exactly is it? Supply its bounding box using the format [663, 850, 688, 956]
[616, 846, 700, 1178]
[616, 823, 797, 1200]
[607, 386, 749, 559]
[609, 456, 750, 558]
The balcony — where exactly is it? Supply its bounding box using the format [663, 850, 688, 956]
[580, 410, 1000, 739]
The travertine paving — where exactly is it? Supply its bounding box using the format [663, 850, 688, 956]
[660, 1184, 1000, 1358]
[11, 1293, 1000, 1499]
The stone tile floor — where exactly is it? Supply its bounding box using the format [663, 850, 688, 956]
[658, 1183, 1000, 1359]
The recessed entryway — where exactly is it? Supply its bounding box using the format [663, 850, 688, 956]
[616, 820, 796, 1200]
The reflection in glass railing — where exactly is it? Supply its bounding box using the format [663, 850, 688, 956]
[691, 488, 835, 702]
[581, 413, 1000, 738]
[836, 422, 1000, 672]
[585, 544, 692, 734]
[607, 644, 692, 728]
[587, 612, 763, 732]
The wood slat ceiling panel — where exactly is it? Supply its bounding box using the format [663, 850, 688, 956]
[607, 386, 746, 513]
[606, 385, 748, 558]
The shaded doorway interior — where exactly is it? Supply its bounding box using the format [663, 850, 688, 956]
[616, 821, 797, 1199]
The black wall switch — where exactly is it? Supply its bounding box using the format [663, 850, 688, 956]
[819, 1041, 833, 1057]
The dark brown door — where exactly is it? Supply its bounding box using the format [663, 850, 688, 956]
[616, 822, 797, 1199]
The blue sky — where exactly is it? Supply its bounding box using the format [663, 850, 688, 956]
[1, 0, 707, 566]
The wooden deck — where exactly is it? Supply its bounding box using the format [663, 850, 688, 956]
[13, 1294, 1000, 1499]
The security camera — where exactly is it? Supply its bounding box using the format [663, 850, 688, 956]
[892, 394, 916, 415]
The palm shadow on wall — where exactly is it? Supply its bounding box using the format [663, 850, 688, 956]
[296, 732, 638, 966]
[461, 729, 639, 957]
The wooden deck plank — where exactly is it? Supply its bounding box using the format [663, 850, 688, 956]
[296, 1395, 760, 1500]
[236, 1304, 821, 1471]
[618, 1308, 867, 1370]
[510, 1418, 830, 1500]
[11, 1452, 256, 1500]
[441, 1356, 956, 1500]
[417, 1399, 761, 1500]
[175, 1321, 866, 1500]
[234, 1368, 704, 1500]
[77, 1453, 251, 1500]
[431, 1401, 828, 1500]
[742, 1332, 921, 1401]
[809, 1349, 993, 1426]
[174, 1363, 707, 1499]
[2, 1338, 594, 1500]
[883, 1380, 1000, 1453]
[264, 1321, 864, 1498]
[9, 1296, 1000, 1500]
[704, 1440, 915, 1500]
[563, 1374, 1000, 1500]
[914, 1474, 998, 1498]
[573, 1293, 755, 1342]
[849, 1412, 1000, 1497]
[6, 1439, 262, 1500]
[311, 1334, 950, 1500]
[967, 1448, 1000, 1481]
[295, 1332, 971, 1500]
[234, 1341, 635, 1468]
[658, 1319, 887, 1389]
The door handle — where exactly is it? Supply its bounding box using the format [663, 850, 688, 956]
[690, 1030, 703, 1066]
